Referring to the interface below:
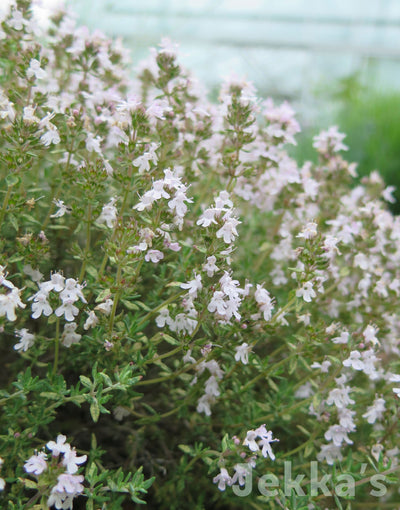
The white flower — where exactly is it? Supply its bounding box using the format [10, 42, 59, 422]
[145, 249, 164, 263]
[97, 198, 118, 228]
[203, 256, 219, 277]
[243, 430, 259, 452]
[323, 235, 341, 257]
[95, 299, 113, 315]
[234, 343, 251, 365]
[296, 281, 316, 303]
[0, 266, 14, 289]
[14, 328, 35, 352]
[84, 311, 98, 330]
[47, 491, 75, 509]
[23, 265, 43, 282]
[113, 406, 130, 421]
[60, 279, 86, 304]
[86, 133, 102, 154]
[24, 452, 48, 476]
[55, 299, 79, 321]
[310, 360, 331, 373]
[363, 324, 379, 346]
[230, 464, 251, 486]
[180, 274, 202, 298]
[26, 59, 47, 80]
[343, 351, 364, 371]
[294, 381, 314, 399]
[30, 290, 52, 319]
[297, 221, 318, 239]
[133, 144, 159, 173]
[23, 106, 39, 125]
[317, 443, 343, 465]
[50, 273, 65, 292]
[168, 189, 192, 218]
[332, 331, 350, 344]
[133, 180, 169, 211]
[196, 394, 214, 416]
[40, 128, 60, 146]
[362, 397, 386, 424]
[326, 385, 355, 409]
[197, 208, 218, 227]
[52, 472, 85, 495]
[216, 214, 241, 244]
[155, 308, 172, 328]
[47, 435, 70, 457]
[62, 323, 81, 347]
[50, 199, 71, 218]
[313, 126, 348, 154]
[204, 375, 220, 397]
[213, 467, 231, 491]
[9, 10, 26, 30]
[382, 185, 396, 203]
[338, 408, 356, 431]
[183, 349, 196, 364]
[325, 425, 353, 447]
[62, 449, 87, 474]
[0, 286, 26, 321]
[254, 284, 274, 321]
[257, 429, 279, 460]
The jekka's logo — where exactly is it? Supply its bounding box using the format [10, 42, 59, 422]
[230, 461, 388, 499]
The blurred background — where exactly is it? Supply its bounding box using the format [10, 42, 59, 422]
[60, 0, 400, 209]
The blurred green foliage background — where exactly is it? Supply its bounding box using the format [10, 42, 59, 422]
[293, 75, 400, 213]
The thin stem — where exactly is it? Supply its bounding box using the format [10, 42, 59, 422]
[41, 148, 73, 230]
[40, 495, 48, 510]
[144, 344, 184, 366]
[108, 264, 123, 335]
[136, 290, 186, 329]
[0, 390, 24, 407]
[240, 353, 297, 393]
[79, 203, 92, 282]
[97, 165, 135, 281]
[52, 318, 60, 376]
[0, 184, 14, 227]
[136, 353, 208, 387]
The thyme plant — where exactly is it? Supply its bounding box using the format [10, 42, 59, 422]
[1, 2, 400, 509]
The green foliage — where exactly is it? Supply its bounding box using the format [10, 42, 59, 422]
[1, 2, 400, 509]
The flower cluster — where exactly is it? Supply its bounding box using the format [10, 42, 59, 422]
[213, 426, 279, 491]
[24, 435, 87, 509]
[1, 0, 400, 508]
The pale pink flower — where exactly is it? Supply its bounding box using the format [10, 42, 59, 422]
[24, 452, 48, 476]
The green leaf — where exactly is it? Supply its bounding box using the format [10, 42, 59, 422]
[20, 477, 37, 489]
[7, 254, 24, 263]
[98, 372, 112, 387]
[86, 265, 98, 279]
[90, 399, 100, 422]
[79, 375, 92, 389]
[178, 444, 192, 454]
[96, 288, 111, 303]
[304, 442, 314, 458]
[8, 213, 18, 232]
[47, 314, 57, 324]
[39, 392, 61, 400]
[121, 299, 140, 311]
[268, 378, 279, 392]
[296, 425, 310, 437]
[5, 173, 20, 187]
[162, 334, 179, 346]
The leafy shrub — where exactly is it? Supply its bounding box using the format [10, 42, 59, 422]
[1, 2, 400, 509]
